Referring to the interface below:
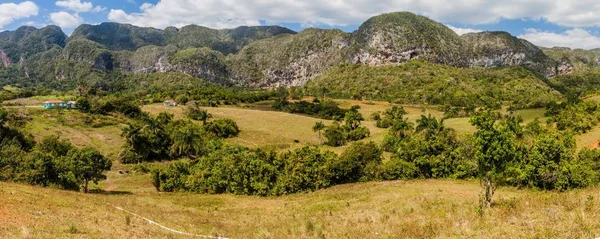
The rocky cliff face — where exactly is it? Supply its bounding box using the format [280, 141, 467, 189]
[462, 31, 567, 77]
[0, 49, 11, 67]
[350, 12, 467, 67]
[0, 12, 576, 89]
[227, 28, 351, 87]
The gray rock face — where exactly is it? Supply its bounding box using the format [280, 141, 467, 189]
[353, 47, 434, 66]
[0, 49, 11, 67]
[468, 51, 528, 67]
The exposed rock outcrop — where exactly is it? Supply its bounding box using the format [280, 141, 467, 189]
[0, 49, 11, 67]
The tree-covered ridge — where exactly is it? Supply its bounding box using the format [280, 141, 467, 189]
[541, 46, 600, 72]
[0, 25, 67, 63]
[351, 11, 467, 67]
[0, 11, 571, 91]
[461, 31, 556, 76]
[227, 28, 351, 86]
[306, 61, 561, 108]
[69, 23, 296, 54]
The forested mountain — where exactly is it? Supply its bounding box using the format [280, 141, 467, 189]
[0, 11, 579, 99]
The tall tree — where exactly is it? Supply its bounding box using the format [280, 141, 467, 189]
[64, 147, 112, 193]
[170, 123, 205, 159]
[470, 110, 517, 207]
[312, 121, 325, 144]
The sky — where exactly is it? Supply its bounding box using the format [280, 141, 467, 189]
[3, 0, 600, 49]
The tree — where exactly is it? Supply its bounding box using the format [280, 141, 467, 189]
[0, 106, 7, 126]
[344, 111, 364, 130]
[189, 107, 212, 124]
[312, 121, 325, 144]
[64, 147, 112, 193]
[324, 123, 346, 147]
[470, 110, 517, 207]
[170, 123, 205, 159]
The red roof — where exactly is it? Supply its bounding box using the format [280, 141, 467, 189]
[44, 100, 64, 103]
[164, 99, 176, 103]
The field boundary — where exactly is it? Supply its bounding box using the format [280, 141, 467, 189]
[108, 203, 229, 239]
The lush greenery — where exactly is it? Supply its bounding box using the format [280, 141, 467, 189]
[306, 61, 562, 109]
[0, 106, 111, 193]
[546, 100, 600, 134]
[152, 142, 381, 196]
[272, 98, 348, 120]
[119, 111, 240, 163]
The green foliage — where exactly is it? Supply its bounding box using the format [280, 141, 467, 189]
[203, 118, 240, 138]
[324, 123, 346, 147]
[307, 61, 562, 108]
[62, 147, 112, 193]
[187, 107, 212, 123]
[383, 113, 477, 180]
[272, 99, 348, 120]
[546, 101, 600, 134]
[333, 142, 383, 183]
[375, 106, 407, 128]
[352, 12, 466, 67]
[154, 146, 340, 196]
[120, 112, 239, 163]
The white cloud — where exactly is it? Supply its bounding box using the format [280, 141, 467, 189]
[50, 11, 83, 29]
[0, 1, 38, 29]
[56, 0, 93, 13]
[446, 25, 482, 35]
[520, 28, 600, 49]
[107, 0, 600, 30]
[92, 6, 106, 13]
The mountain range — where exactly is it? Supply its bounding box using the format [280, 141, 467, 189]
[0, 11, 593, 90]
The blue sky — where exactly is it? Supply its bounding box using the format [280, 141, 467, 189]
[3, 0, 600, 49]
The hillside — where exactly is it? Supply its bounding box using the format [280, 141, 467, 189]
[541, 46, 600, 72]
[462, 31, 560, 77]
[0, 11, 568, 91]
[306, 61, 562, 108]
[69, 23, 296, 54]
[350, 12, 467, 67]
[2, 179, 600, 238]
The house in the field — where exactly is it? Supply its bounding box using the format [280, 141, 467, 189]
[67, 101, 77, 109]
[164, 99, 178, 106]
[42, 100, 68, 109]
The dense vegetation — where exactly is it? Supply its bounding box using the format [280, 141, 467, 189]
[306, 61, 561, 108]
[272, 99, 349, 120]
[119, 111, 239, 164]
[0, 106, 111, 193]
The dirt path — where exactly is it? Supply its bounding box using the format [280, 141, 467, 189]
[108, 203, 229, 238]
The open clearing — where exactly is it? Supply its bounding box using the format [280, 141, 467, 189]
[3, 179, 600, 238]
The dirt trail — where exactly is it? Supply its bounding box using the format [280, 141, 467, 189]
[108, 203, 229, 238]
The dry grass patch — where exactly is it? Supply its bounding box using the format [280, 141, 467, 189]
[2, 180, 600, 238]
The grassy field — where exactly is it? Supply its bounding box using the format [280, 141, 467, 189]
[22, 108, 125, 158]
[7, 99, 600, 238]
[3, 179, 600, 238]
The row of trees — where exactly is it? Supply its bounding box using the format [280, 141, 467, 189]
[152, 142, 384, 196]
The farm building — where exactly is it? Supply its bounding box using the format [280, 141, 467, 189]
[164, 99, 178, 106]
[42, 100, 77, 109]
[42, 100, 67, 109]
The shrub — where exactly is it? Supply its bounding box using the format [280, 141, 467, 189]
[204, 118, 240, 138]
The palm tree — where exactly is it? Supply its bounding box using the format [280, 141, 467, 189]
[170, 124, 204, 159]
[198, 110, 213, 125]
[121, 124, 143, 148]
[416, 114, 445, 139]
[312, 121, 325, 144]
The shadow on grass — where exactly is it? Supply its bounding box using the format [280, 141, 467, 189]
[88, 189, 133, 195]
